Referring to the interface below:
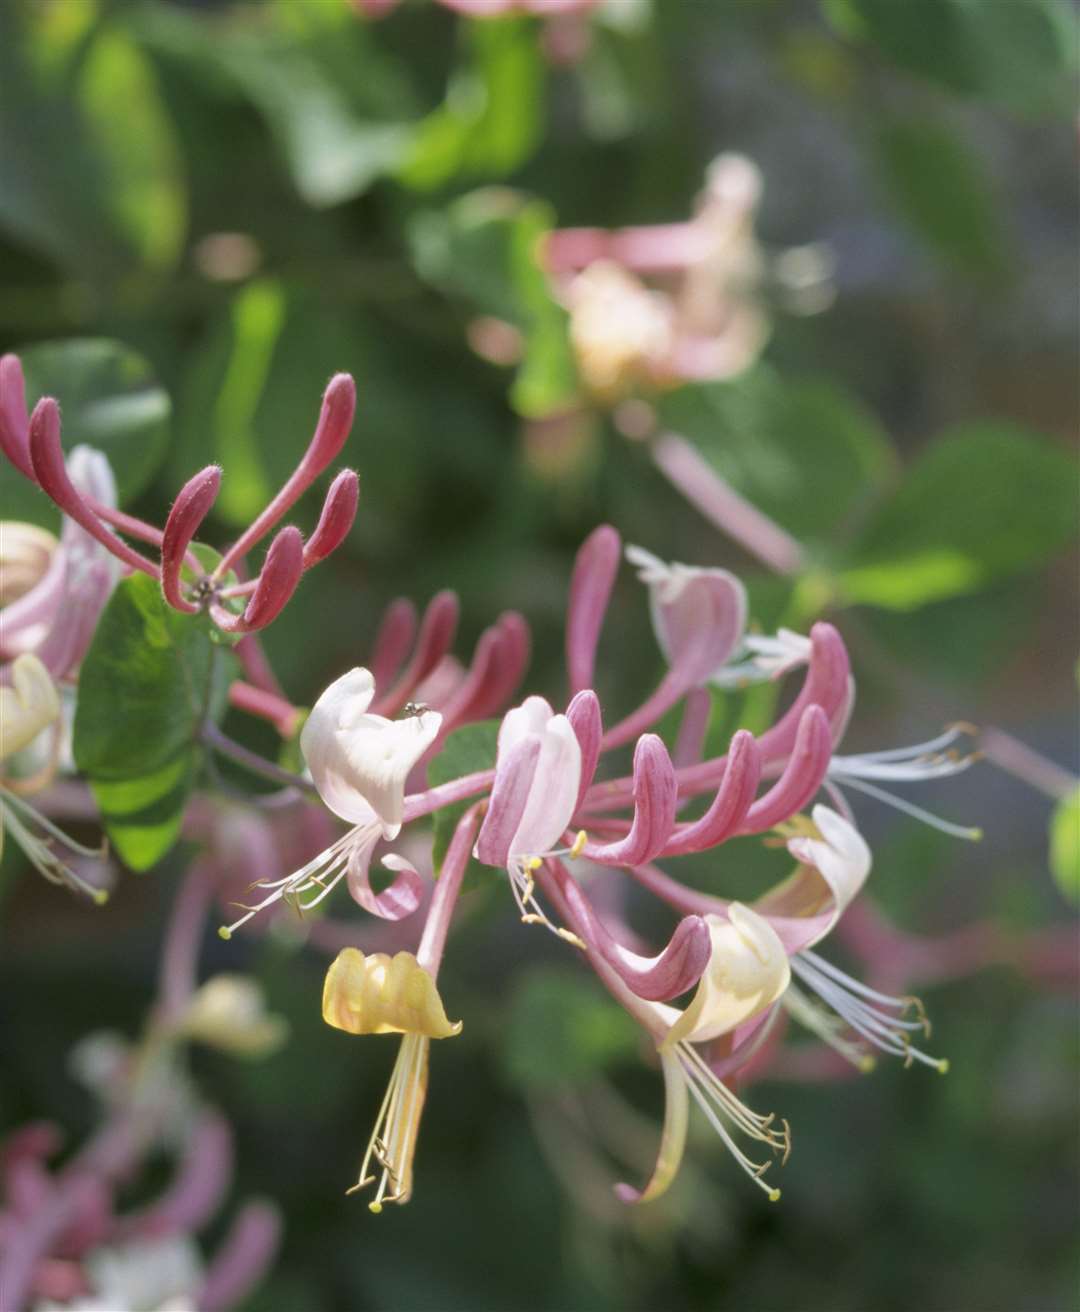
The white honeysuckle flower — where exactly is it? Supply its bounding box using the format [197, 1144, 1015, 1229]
[625, 545, 747, 685]
[300, 667, 441, 836]
[626, 903, 791, 1205]
[219, 669, 441, 938]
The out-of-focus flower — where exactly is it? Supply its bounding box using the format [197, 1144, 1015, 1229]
[179, 975, 288, 1058]
[0, 523, 57, 604]
[1, 653, 60, 759]
[565, 261, 674, 401]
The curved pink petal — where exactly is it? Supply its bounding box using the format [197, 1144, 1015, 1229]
[740, 706, 832, 834]
[583, 734, 677, 866]
[347, 841, 425, 921]
[662, 729, 761, 856]
[473, 733, 542, 867]
[566, 688, 602, 812]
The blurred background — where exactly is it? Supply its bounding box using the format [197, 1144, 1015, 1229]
[1, 1, 1077, 1309]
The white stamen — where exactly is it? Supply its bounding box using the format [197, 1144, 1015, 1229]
[675, 1041, 788, 1200]
[791, 951, 948, 1073]
[828, 776, 982, 841]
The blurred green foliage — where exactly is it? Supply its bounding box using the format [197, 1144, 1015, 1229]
[1, 0, 1077, 1309]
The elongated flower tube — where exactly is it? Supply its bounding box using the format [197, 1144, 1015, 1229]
[566, 524, 621, 694]
[660, 728, 760, 856]
[581, 734, 677, 867]
[738, 705, 832, 834]
[618, 903, 791, 1203]
[369, 598, 418, 691]
[217, 668, 441, 937]
[0, 353, 34, 480]
[215, 372, 357, 578]
[565, 688, 602, 812]
[28, 398, 159, 579]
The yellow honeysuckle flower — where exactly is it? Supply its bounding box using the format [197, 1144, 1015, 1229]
[322, 948, 462, 1039]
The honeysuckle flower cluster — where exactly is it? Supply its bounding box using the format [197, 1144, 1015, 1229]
[0, 353, 359, 638]
[218, 522, 971, 1212]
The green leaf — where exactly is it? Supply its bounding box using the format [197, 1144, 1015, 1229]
[428, 719, 499, 875]
[1050, 788, 1080, 905]
[89, 756, 195, 872]
[73, 573, 232, 869]
[872, 118, 1009, 280]
[2, 339, 172, 525]
[655, 365, 895, 547]
[0, 7, 185, 274]
[398, 17, 544, 191]
[500, 967, 640, 1092]
[842, 423, 1078, 610]
[409, 188, 578, 418]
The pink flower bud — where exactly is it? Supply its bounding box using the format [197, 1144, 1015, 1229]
[663, 729, 761, 856]
[212, 526, 304, 634]
[303, 468, 359, 567]
[0, 353, 34, 481]
[741, 705, 832, 834]
[755, 623, 849, 767]
[161, 466, 221, 612]
[583, 734, 677, 867]
[216, 373, 356, 576]
[199, 1200, 281, 1312]
[370, 598, 418, 690]
[374, 590, 459, 715]
[28, 398, 159, 578]
[566, 524, 621, 694]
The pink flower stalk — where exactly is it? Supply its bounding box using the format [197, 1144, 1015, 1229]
[0, 358, 359, 636]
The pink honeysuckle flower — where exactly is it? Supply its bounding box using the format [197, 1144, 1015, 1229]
[473, 694, 585, 939]
[217, 668, 441, 938]
[614, 903, 792, 1204]
[598, 544, 746, 749]
[2, 447, 120, 681]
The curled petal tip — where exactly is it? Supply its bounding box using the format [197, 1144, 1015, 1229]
[304, 468, 359, 566]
